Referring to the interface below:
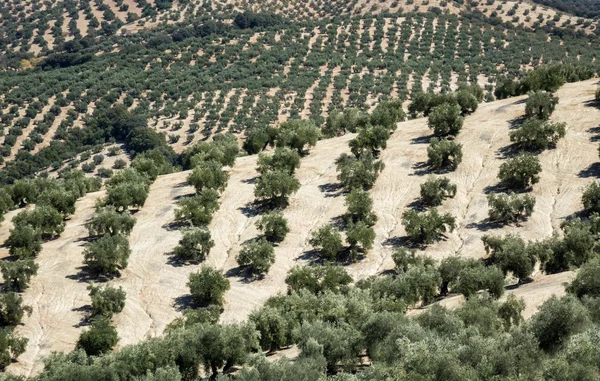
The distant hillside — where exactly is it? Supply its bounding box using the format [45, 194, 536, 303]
[532, 0, 600, 18]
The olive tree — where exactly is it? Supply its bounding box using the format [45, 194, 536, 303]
[275, 119, 320, 154]
[322, 108, 366, 137]
[0, 260, 38, 292]
[420, 176, 457, 206]
[76, 317, 118, 356]
[187, 266, 230, 307]
[187, 159, 229, 193]
[173, 228, 214, 262]
[498, 153, 542, 190]
[174, 189, 220, 227]
[256, 211, 289, 243]
[87, 284, 126, 318]
[525, 90, 559, 120]
[346, 220, 376, 259]
[83, 234, 131, 275]
[4, 224, 43, 259]
[309, 224, 344, 261]
[566, 257, 600, 298]
[254, 170, 300, 206]
[428, 103, 464, 137]
[85, 206, 136, 237]
[487, 193, 536, 224]
[582, 181, 600, 214]
[482, 234, 536, 283]
[285, 265, 352, 294]
[509, 118, 566, 150]
[257, 147, 301, 175]
[345, 189, 377, 225]
[336, 152, 384, 190]
[237, 238, 275, 276]
[427, 138, 463, 170]
[402, 208, 456, 244]
[349, 125, 391, 157]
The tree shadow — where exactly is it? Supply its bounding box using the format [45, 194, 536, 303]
[238, 200, 273, 218]
[588, 126, 600, 142]
[242, 176, 259, 185]
[578, 162, 600, 178]
[173, 193, 196, 201]
[465, 219, 505, 232]
[583, 99, 600, 109]
[225, 266, 264, 283]
[162, 221, 187, 231]
[175, 181, 189, 188]
[330, 214, 348, 230]
[65, 266, 116, 283]
[381, 236, 422, 250]
[483, 183, 505, 195]
[412, 162, 455, 177]
[507, 115, 527, 129]
[71, 305, 93, 327]
[165, 251, 204, 267]
[319, 182, 345, 198]
[406, 198, 428, 211]
[173, 294, 196, 312]
[411, 134, 434, 145]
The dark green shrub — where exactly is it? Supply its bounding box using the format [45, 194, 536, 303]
[254, 170, 300, 206]
[83, 234, 131, 275]
[285, 265, 352, 294]
[187, 160, 229, 193]
[402, 208, 456, 244]
[497, 153, 542, 190]
[487, 193, 535, 224]
[309, 224, 344, 261]
[509, 118, 566, 150]
[256, 211, 289, 243]
[76, 317, 118, 356]
[187, 266, 230, 307]
[173, 228, 214, 262]
[0, 260, 38, 292]
[336, 152, 384, 190]
[582, 181, 600, 214]
[257, 147, 301, 175]
[174, 189, 220, 227]
[525, 91, 559, 120]
[237, 238, 275, 276]
[482, 234, 536, 282]
[420, 176, 457, 206]
[345, 189, 377, 225]
[427, 138, 463, 170]
[86, 206, 136, 236]
[427, 103, 463, 137]
[88, 284, 126, 318]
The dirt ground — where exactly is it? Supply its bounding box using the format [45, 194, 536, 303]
[5, 78, 600, 376]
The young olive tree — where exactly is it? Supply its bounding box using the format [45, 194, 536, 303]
[402, 208, 456, 244]
[275, 119, 320, 154]
[256, 211, 289, 243]
[582, 181, 600, 214]
[427, 138, 463, 170]
[0, 260, 38, 292]
[173, 228, 214, 262]
[487, 193, 536, 224]
[420, 176, 457, 206]
[427, 103, 464, 137]
[87, 284, 126, 318]
[187, 266, 230, 307]
[498, 153, 542, 190]
[525, 90, 559, 120]
[174, 189, 220, 227]
[187, 159, 229, 193]
[254, 170, 300, 206]
[345, 189, 377, 225]
[336, 152, 385, 190]
[309, 224, 344, 261]
[85, 206, 136, 237]
[257, 147, 301, 175]
[83, 234, 131, 275]
[509, 118, 566, 151]
[482, 234, 536, 283]
[237, 238, 275, 276]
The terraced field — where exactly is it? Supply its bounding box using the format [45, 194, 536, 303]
[6, 78, 598, 377]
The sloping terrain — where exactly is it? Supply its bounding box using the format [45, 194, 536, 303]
[5, 78, 599, 376]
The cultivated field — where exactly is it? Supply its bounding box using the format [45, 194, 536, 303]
[5, 78, 599, 377]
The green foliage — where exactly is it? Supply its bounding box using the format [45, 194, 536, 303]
[456, 89, 479, 115]
[275, 120, 320, 154]
[4, 224, 42, 259]
[76, 317, 118, 356]
[402, 208, 456, 244]
[525, 91, 559, 120]
[482, 234, 536, 282]
[256, 211, 289, 243]
[567, 257, 600, 298]
[0, 292, 31, 327]
[428, 103, 464, 137]
[345, 189, 377, 226]
[531, 295, 591, 352]
[453, 265, 505, 299]
[104, 169, 150, 211]
[346, 220, 376, 258]
[187, 266, 230, 307]
[336, 152, 384, 190]
[257, 147, 300, 175]
[498, 153, 542, 190]
[0, 259, 38, 292]
[37, 189, 77, 217]
[309, 224, 344, 261]
[85, 206, 136, 237]
[174, 189, 220, 227]
[243, 126, 277, 154]
[427, 137, 463, 170]
[420, 176, 457, 206]
[582, 181, 600, 214]
[408, 92, 457, 118]
[254, 170, 300, 206]
[184, 133, 239, 168]
[538, 219, 597, 273]
[186, 159, 229, 193]
[370, 99, 406, 129]
[510, 118, 566, 150]
[285, 266, 352, 295]
[0, 329, 28, 370]
[248, 307, 293, 352]
[87, 284, 126, 318]
[349, 125, 391, 157]
[487, 193, 536, 224]
[322, 108, 366, 137]
[83, 234, 131, 275]
[12, 205, 65, 239]
[237, 238, 276, 276]
[172, 228, 214, 262]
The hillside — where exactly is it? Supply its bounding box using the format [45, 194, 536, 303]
[3, 78, 597, 377]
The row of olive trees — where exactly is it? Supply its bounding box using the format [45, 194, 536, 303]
[0, 171, 102, 368]
[310, 100, 405, 262]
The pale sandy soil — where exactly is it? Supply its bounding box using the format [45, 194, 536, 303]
[5, 79, 600, 376]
